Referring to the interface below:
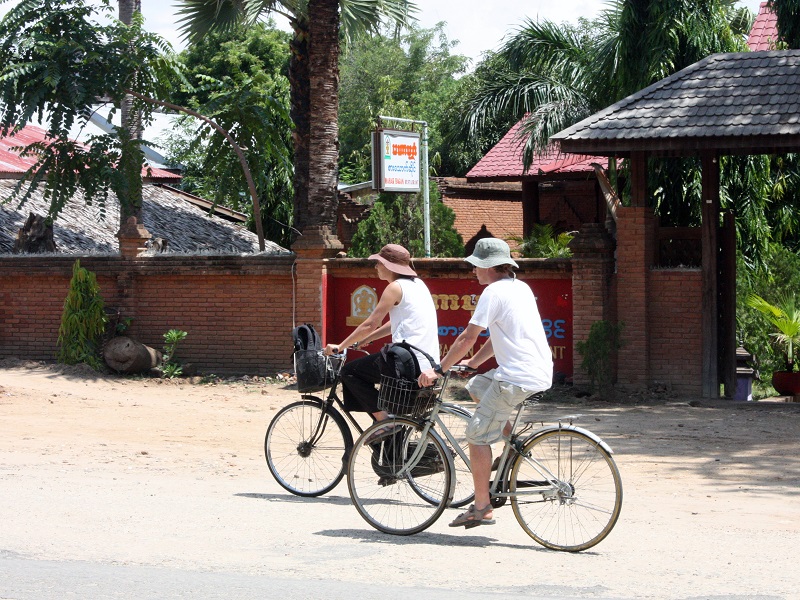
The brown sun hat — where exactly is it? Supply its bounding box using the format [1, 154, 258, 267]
[368, 244, 417, 277]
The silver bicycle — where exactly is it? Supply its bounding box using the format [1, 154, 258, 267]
[346, 366, 623, 551]
[265, 348, 475, 505]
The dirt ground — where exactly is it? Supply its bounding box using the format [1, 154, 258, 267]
[1, 358, 799, 599]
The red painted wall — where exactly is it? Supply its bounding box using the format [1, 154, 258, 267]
[328, 276, 572, 378]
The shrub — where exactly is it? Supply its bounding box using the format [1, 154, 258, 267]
[57, 260, 107, 369]
[576, 320, 624, 398]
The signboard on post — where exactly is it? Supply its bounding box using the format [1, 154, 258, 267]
[371, 129, 421, 193]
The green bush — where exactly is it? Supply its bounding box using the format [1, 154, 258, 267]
[737, 243, 800, 379]
[576, 320, 624, 398]
[57, 260, 107, 369]
[508, 224, 574, 258]
[350, 182, 463, 258]
[162, 329, 188, 379]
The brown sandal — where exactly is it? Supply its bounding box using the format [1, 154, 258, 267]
[449, 503, 496, 529]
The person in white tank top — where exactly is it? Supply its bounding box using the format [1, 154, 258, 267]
[324, 244, 439, 441]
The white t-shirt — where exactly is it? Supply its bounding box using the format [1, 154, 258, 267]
[390, 278, 440, 369]
[469, 277, 553, 390]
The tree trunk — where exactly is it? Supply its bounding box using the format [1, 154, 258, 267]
[13, 213, 56, 253]
[289, 16, 311, 242]
[118, 0, 144, 226]
[302, 0, 342, 247]
[103, 336, 161, 374]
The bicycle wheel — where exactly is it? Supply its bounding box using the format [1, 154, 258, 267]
[436, 404, 474, 508]
[347, 417, 452, 535]
[509, 430, 622, 552]
[265, 398, 352, 497]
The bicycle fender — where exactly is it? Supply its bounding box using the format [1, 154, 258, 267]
[521, 424, 614, 455]
[425, 427, 457, 506]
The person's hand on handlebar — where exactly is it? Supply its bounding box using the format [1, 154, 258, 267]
[323, 343, 340, 356]
[418, 359, 475, 387]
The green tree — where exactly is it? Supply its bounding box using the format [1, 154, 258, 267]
[176, 0, 417, 245]
[338, 22, 470, 182]
[350, 182, 463, 257]
[0, 0, 178, 224]
[163, 23, 295, 246]
[767, 0, 800, 48]
[0, 0, 284, 251]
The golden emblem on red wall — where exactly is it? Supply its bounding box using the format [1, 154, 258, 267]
[346, 285, 378, 326]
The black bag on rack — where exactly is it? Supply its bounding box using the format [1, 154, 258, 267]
[378, 341, 439, 416]
[292, 324, 330, 393]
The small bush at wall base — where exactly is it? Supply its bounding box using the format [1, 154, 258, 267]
[576, 320, 624, 399]
[162, 329, 188, 379]
[57, 260, 107, 370]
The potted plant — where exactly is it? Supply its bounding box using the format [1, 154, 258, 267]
[746, 293, 800, 395]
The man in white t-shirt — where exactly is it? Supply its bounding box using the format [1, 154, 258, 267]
[418, 238, 552, 529]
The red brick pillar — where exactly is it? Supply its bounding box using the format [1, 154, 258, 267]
[116, 216, 151, 258]
[615, 206, 655, 389]
[291, 225, 343, 343]
[569, 223, 615, 387]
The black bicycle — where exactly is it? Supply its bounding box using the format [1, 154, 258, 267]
[264, 347, 476, 504]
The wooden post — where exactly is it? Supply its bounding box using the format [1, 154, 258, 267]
[720, 211, 737, 398]
[701, 152, 720, 399]
[521, 180, 540, 238]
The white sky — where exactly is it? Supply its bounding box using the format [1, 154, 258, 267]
[138, 0, 765, 66]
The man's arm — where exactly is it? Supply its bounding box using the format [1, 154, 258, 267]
[324, 282, 401, 354]
[418, 323, 484, 386]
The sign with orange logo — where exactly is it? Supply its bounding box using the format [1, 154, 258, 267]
[371, 129, 421, 193]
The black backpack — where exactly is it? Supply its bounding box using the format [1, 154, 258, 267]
[292, 323, 321, 353]
[380, 340, 436, 382]
[292, 324, 330, 393]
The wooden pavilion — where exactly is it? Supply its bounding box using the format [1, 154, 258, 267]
[553, 49, 800, 398]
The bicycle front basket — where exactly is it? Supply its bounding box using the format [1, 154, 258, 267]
[294, 350, 341, 393]
[378, 375, 440, 417]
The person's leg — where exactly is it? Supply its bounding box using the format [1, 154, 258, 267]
[469, 442, 493, 514]
[340, 353, 385, 416]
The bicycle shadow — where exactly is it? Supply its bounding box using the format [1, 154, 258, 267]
[314, 528, 576, 553]
[235, 492, 354, 506]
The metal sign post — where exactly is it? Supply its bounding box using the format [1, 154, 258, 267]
[377, 115, 430, 257]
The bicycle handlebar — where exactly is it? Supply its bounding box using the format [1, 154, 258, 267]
[448, 365, 477, 374]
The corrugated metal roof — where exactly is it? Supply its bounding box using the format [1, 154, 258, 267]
[748, 2, 779, 51]
[0, 124, 180, 182]
[0, 181, 288, 255]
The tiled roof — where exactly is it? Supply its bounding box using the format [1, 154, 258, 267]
[0, 124, 180, 182]
[748, 2, 778, 51]
[0, 182, 289, 255]
[552, 50, 800, 156]
[466, 119, 597, 181]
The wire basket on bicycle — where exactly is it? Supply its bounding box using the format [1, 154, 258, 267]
[377, 375, 442, 418]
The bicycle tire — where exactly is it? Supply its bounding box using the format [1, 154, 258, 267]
[347, 417, 452, 535]
[509, 429, 622, 552]
[265, 398, 353, 497]
[435, 404, 474, 508]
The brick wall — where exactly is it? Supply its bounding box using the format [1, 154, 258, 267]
[442, 197, 523, 250]
[648, 269, 703, 395]
[0, 255, 296, 374]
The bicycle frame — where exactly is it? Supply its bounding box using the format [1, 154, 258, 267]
[422, 374, 615, 505]
[297, 350, 370, 448]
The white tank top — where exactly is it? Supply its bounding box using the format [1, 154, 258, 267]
[390, 278, 440, 368]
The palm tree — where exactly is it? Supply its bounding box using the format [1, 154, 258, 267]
[176, 0, 417, 246]
[454, 1, 790, 260]
[118, 0, 144, 226]
[461, 0, 751, 161]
